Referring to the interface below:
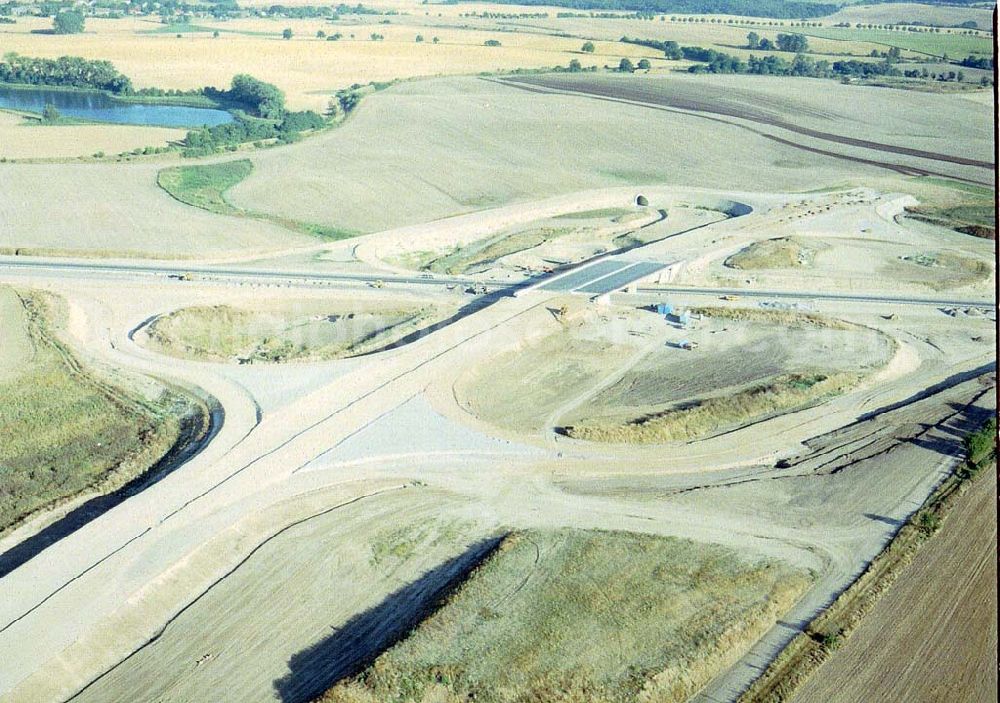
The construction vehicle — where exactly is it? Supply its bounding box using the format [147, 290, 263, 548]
[678, 339, 698, 351]
[720, 294, 739, 301]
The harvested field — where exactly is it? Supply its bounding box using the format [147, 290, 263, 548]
[0, 163, 312, 256]
[230, 79, 849, 233]
[228, 74, 992, 233]
[0, 16, 659, 112]
[322, 529, 812, 703]
[824, 2, 994, 29]
[793, 469, 997, 703]
[800, 26, 992, 58]
[141, 299, 448, 363]
[502, 73, 994, 180]
[0, 110, 184, 161]
[157, 161, 355, 240]
[0, 288, 192, 533]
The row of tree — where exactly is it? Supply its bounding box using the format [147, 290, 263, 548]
[476, 0, 837, 19]
[683, 49, 907, 79]
[0, 54, 133, 93]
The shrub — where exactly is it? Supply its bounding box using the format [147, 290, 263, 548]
[52, 9, 84, 34]
[40, 103, 60, 123]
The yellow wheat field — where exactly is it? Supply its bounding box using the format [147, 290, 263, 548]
[0, 111, 185, 160]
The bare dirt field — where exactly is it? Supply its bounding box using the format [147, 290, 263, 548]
[455, 301, 893, 438]
[140, 298, 452, 363]
[682, 188, 996, 299]
[385, 204, 719, 278]
[0, 111, 185, 161]
[792, 470, 998, 703]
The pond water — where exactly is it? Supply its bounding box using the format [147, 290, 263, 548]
[0, 85, 233, 128]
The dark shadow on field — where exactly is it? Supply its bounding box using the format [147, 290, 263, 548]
[854, 363, 996, 424]
[0, 403, 219, 579]
[864, 513, 904, 527]
[904, 401, 995, 458]
[29, 29, 55, 34]
[272, 535, 504, 703]
[353, 287, 520, 356]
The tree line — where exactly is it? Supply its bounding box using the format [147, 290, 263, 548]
[462, 0, 838, 19]
[0, 54, 133, 93]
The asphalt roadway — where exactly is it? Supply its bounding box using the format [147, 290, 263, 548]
[1, 256, 994, 310]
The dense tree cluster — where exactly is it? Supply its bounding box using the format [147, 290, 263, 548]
[620, 36, 681, 59]
[774, 32, 808, 52]
[459, 0, 838, 19]
[0, 54, 133, 93]
[181, 110, 325, 155]
[205, 74, 285, 119]
[959, 55, 993, 69]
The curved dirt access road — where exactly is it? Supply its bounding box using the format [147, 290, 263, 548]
[0, 185, 994, 703]
[498, 75, 995, 186]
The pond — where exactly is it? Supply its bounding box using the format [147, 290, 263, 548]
[0, 85, 233, 128]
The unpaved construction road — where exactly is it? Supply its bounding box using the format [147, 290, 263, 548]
[0, 185, 994, 703]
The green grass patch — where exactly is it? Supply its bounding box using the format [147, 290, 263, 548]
[0, 289, 197, 532]
[567, 372, 859, 443]
[144, 23, 219, 34]
[156, 160, 360, 241]
[800, 28, 992, 57]
[908, 177, 994, 199]
[906, 203, 996, 240]
[323, 529, 812, 703]
[157, 159, 251, 216]
[555, 207, 634, 220]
